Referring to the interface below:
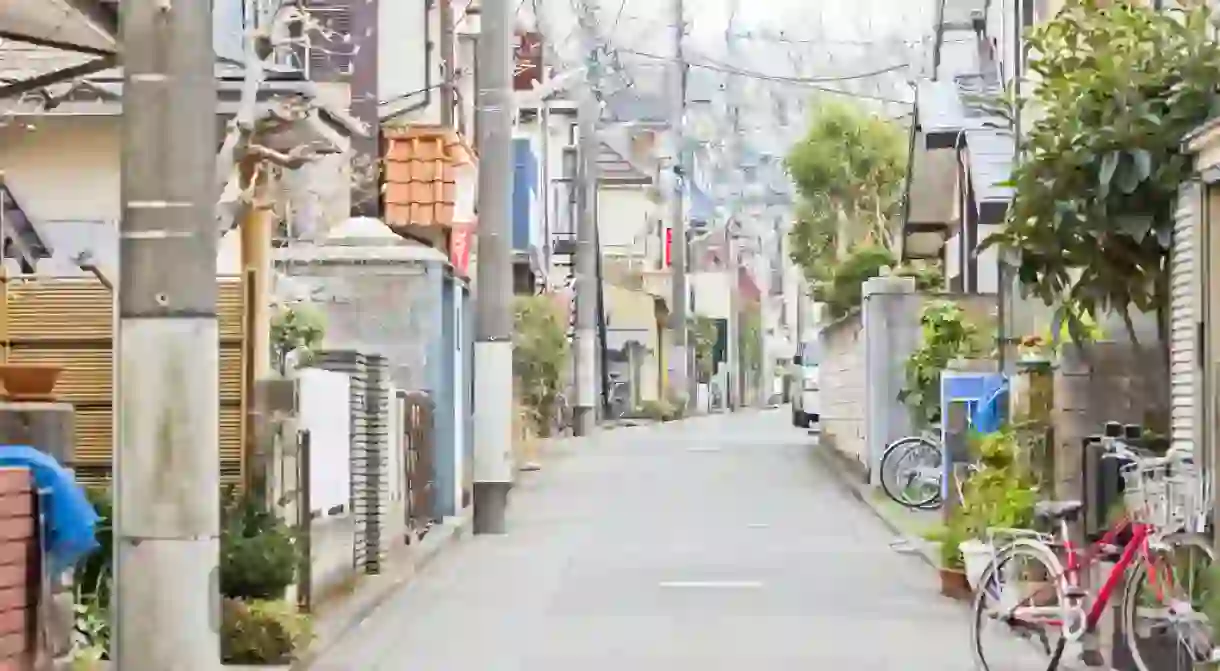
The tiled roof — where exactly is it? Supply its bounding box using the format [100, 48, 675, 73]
[383, 125, 475, 229]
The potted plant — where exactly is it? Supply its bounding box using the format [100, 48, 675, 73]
[957, 428, 1039, 590]
[927, 516, 972, 600]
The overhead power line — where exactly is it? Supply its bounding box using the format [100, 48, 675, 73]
[622, 48, 908, 84]
[620, 49, 912, 104]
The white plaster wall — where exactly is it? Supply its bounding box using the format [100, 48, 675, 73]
[379, 0, 431, 107]
[0, 117, 120, 224]
[690, 272, 730, 319]
[597, 186, 652, 256]
[297, 367, 358, 601]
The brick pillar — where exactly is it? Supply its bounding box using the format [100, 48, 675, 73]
[0, 403, 75, 669]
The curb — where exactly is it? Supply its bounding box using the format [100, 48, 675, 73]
[810, 441, 1114, 671]
[294, 508, 472, 669]
[808, 440, 939, 570]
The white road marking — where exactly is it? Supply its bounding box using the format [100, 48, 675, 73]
[746, 523, 770, 529]
[658, 580, 764, 589]
[687, 446, 721, 452]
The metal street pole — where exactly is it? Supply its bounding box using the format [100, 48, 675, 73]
[114, 1, 220, 668]
[572, 0, 600, 436]
[667, 0, 690, 408]
[473, 0, 515, 534]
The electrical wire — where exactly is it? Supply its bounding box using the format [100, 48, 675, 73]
[619, 49, 911, 104]
[607, 0, 628, 41]
[626, 48, 909, 85]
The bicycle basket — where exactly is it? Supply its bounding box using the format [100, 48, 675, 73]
[1120, 458, 1202, 532]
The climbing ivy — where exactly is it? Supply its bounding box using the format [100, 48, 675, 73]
[899, 301, 987, 428]
[270, 303, 325, 373]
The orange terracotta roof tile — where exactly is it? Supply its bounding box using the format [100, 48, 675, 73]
[383, 125, 475, 230]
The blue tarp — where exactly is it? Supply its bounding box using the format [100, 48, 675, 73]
[970, 379, 1009, 435]
[0, 446, 98, 574]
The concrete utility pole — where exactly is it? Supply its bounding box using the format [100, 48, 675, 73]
[572, 0, 601, 436]
[723, 0, 743, 410]
[667, 0, 691, 408]
[473, 0, 516, 534]
[725, 225, 740, 411]
[114, 1, 220, 668]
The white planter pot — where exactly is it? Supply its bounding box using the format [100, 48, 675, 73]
[960, 539, 994, 591]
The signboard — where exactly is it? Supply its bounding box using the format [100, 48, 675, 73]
[664, 227, 673, 267]
[449, 224, 473, 278]
[513, 31, 543, 92]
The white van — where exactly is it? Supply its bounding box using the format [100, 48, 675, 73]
[790, 340, 820, 428]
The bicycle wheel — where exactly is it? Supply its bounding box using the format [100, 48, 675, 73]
[879, 436, 942, 509]
[971, 539, 1069, 671]
[1123, 532, 1216, 671]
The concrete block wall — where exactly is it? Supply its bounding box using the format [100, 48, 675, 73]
[818, 283, 1000, 481]
[863, 277, 921, 484]
[1053, 343, 1169, 503]
[819, 311, 867, 470]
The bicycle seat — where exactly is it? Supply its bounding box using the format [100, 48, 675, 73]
[1034, 500, 1083, 522]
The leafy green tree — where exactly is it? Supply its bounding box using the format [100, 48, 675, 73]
[784, 99, 908, 281]
[817, 243, 944, 319]
[982, 0, 1220, 343]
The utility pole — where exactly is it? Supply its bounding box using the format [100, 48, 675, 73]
[473, 0, 515, 534]
[114, 1, 219, 668]
[725, 225, 739, 411]
[667, 0, 691, 408]
[723, 0, 742, 410]
[572, 0, 600, 436]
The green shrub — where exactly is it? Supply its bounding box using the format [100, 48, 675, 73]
[221, 598, 313, 664]
[78, 487, 113, 606]
[220, 491, 300, 600]
[636, 400, 672, 421]
[661, 393, 688, 422]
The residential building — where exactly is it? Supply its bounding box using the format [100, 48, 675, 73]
[299, 0, 482, 277]
[0, 2, 359, 482]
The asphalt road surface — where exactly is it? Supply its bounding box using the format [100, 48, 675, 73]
[309, 410, 1053, 670]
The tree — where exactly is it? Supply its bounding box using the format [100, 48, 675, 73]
[981, 0, 1220, 344]
[513, 296, 569, 435]
[688, 316, 719, 384]
[784, 98, 908, 280]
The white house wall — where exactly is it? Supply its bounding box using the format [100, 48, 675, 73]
[597, 186, 653, 256]
[0, 117, 120, 224]
[689, 272, 730, 319]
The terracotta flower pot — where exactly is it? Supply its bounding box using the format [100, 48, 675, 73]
[940, 568, 972, 601]
[0, 364, 64, 401]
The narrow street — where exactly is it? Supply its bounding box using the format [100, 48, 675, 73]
[311, 411, 1038, 670]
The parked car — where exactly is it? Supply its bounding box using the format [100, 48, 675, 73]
[790, 340, 820, 429]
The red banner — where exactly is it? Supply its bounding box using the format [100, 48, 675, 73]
[664, 227, 673, 267]
[449, 224, 473, 278]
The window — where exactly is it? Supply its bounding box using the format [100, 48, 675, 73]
[799, 341, 822, 366]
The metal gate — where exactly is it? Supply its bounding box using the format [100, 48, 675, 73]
[402, 391, 437, 540]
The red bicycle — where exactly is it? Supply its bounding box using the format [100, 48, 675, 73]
[970, 446, 1215, 671]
